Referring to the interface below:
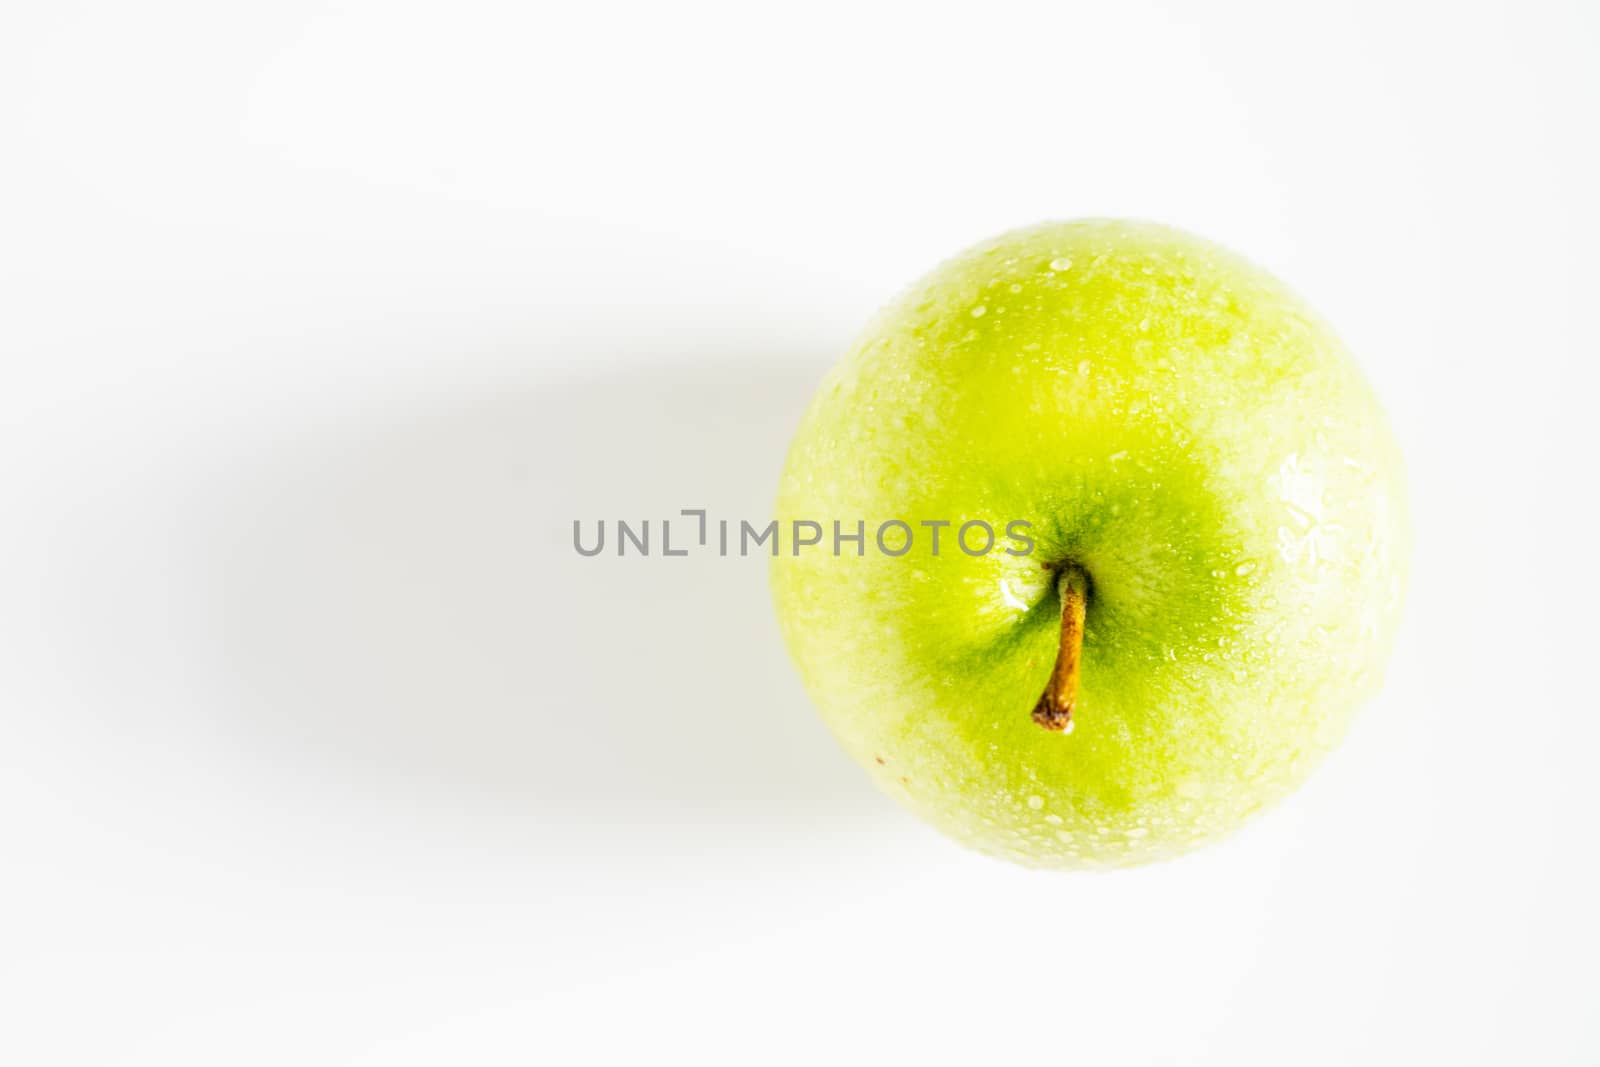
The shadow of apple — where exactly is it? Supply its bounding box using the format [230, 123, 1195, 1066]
[195, 356, 888, 841]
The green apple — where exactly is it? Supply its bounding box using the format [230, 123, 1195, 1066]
[772, 220, 1408, 868]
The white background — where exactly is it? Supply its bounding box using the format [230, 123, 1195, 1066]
[3, 2, 1597, 1063]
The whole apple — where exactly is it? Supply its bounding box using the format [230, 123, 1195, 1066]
[771, 220, 1408, 868]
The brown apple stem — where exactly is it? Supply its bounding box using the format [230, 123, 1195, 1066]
[1032, 566, 1088, 733]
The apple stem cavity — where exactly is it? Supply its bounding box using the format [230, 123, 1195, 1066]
[1032, 565, 1089, 733]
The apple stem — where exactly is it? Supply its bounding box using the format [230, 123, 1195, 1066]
[1032, 565, 1089, 733]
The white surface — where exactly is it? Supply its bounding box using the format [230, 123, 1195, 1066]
[3, 2, 1597, 1064]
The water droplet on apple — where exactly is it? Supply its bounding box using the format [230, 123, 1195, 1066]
[1235, 561, 1257, 576]
[970, 305, 987, 317]
[1026, 795, 1044, 810]
[1050, 257, 1073, 271]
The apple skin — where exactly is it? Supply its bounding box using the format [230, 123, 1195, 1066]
[771, 220, 1408, 868]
